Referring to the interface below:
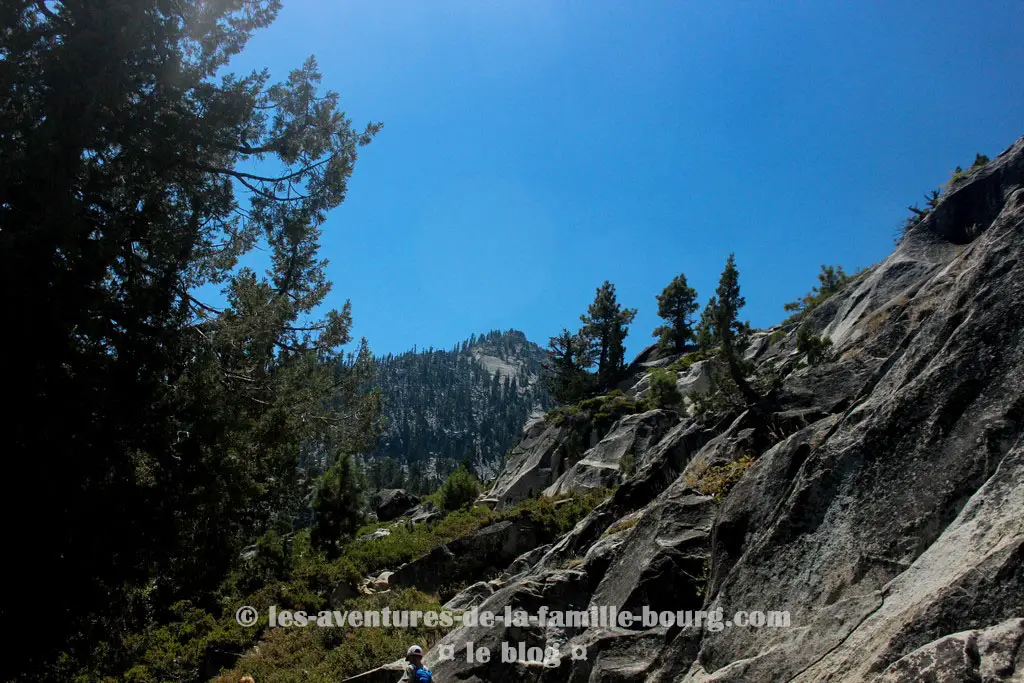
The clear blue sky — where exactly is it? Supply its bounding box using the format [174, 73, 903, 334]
[227, 0, 1024, 359]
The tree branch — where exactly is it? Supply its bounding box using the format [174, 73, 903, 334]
[34, 0, 63, 24]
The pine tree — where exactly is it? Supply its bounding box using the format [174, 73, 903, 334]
[784, 265, 850, 314]
[543, 329, 596, 404]
[580, 281, 637, 387]
[695, 296, 718, 351]
[652, 273, 699, 352]
[713, 254, 760, 405]
[1, 2, 383, 676]
[311, 455, 365, 559]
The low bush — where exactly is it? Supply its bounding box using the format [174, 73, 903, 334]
[647, 367, 682, 408]
[620, 453, 637, 478]
[549, 390, 651, 431]
[116, 483, 611, 683]
[694, 455, 755, 501]
[343, 487, 611, 579]
[667, 348, 714, 373]
[343, 505, 493, 578]
[783, 265, 851, 322]
[436, 465, 481, 512]
[797, 326, 833, 365]
[211, 589, 449, 683]
[500, 488, 611, 538]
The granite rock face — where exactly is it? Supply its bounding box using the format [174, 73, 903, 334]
[388, 520, 542, 595]
[420, 136, 1024, 683]
[543, 410, 680, 497]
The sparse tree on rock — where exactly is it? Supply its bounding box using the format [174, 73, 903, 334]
[695, 296, 718, 351]
[713, 254, 760, 405]
[580, 281, 637, 387]
[653, 273, 699, 352]
[544, 328, 596, 404]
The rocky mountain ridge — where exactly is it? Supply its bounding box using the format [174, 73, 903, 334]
[368, 329, 551, 483]
[410, 135, 1024, 682]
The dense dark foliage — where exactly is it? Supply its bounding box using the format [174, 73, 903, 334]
[370, 330, 550, 488]
[544, 327, 598, 404]
[1, 2, 382, 678]
[436, 464, 483, 511]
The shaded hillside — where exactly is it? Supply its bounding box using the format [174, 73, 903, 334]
[367, 329, 551, 488]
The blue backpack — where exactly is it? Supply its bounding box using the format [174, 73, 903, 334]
[411, 664, 432, 683]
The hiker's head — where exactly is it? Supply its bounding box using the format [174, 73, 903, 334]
[239, 677, 255, 683]
[406, 644, 424, 663]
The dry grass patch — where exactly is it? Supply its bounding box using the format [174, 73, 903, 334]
[692, 455, 756, 502]
[603, 517, 639, 536]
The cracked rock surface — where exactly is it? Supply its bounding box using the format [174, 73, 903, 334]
[416, 137, 1024, 683]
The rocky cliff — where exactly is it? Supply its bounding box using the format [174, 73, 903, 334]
[420, 136, 1024, 682]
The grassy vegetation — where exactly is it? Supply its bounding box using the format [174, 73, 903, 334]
[547, 388, 653, 430]
[111, 487, 611, 683]
[211, 589, 449, 683]
[686, 455, 756, 502]
[647, 367, 682, 408]
[345, 506, 494, 578]
[620, 453, 637, 478]
[666, 348, 715, 373]
[558, 557, 586, 570]
[946, 153, 990, 189]
[346, 488, 611, 579]
[603, 517, 639, 536]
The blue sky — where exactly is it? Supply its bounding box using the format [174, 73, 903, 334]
[227, 0, 1024, 359]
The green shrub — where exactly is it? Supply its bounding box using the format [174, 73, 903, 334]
[547, 403, 583, 427]
[549, 390, 651, 432]
[500, 488, 611, 538]
[946, 153, 990, 189]
[126, 485, 612, 683]
[667, 348, 714, 373]
[592, 394, 651, 431]
[342, 506, 492, 577]
[647, 367, 682, 408]
[620, 453, 636, 478]
[784, 265, 851, 320]
[694, 455, 755, 501]
[797, 326, 833, 365]
[436, 465, 481, 512]
[688, 358, 746, 419]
